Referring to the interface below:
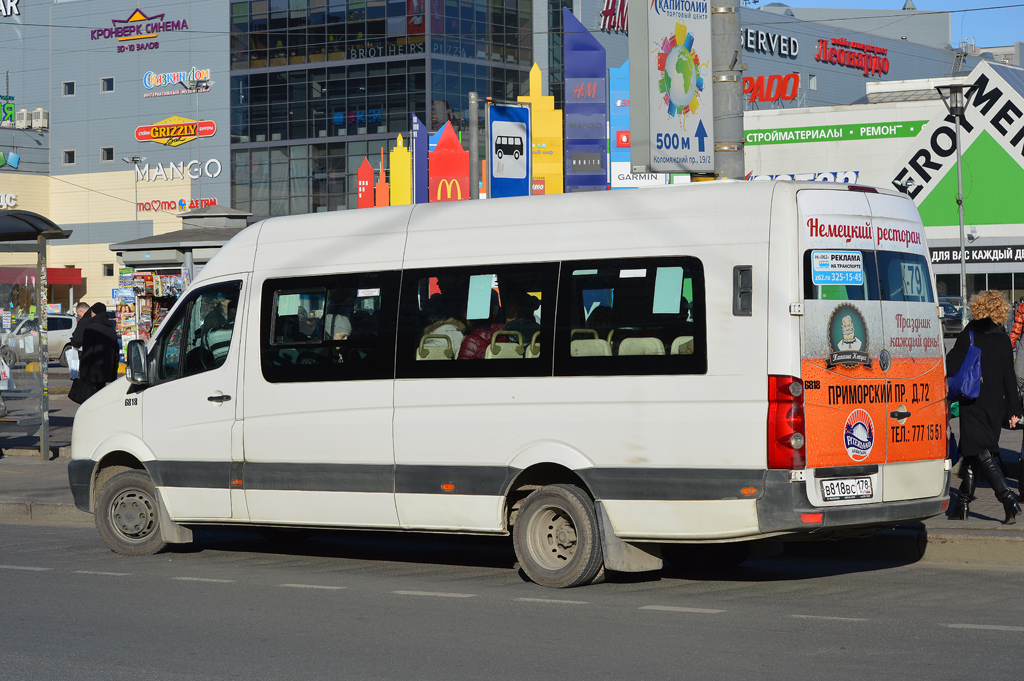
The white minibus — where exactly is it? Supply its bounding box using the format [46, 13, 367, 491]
[69, 181, 950, 588]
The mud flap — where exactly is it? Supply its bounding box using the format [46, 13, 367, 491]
[594, 500, 663, 573]
[157, 493, 194, 545]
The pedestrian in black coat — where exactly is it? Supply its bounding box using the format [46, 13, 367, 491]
[946, 290, 1022, 524]
[69, 302, 119, 392]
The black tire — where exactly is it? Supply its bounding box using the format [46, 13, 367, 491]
[513, 150, 521, 160]
[512, 484, 604, 588]
[496, 149, 504, 159]
[662, 543, 751, 572]
[58, 345, 71, 368]
[94, 470, 167, 556]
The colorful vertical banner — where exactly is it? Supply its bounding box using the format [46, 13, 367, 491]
[629, 0, 713, 172]
[487, 102, 532, 199]
[357, 157, 375, 208]
[429, 124, 470, 202]
[411, 113, 429, 204]
[563, 8, 609, 193]
[518, 64, 564, 195]
[390, 134, 412, 206]
[609, 60, 667, 189]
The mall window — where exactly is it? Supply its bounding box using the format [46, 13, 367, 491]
[808, 74, 817, 91]
[62, 81, 75, 97]
[100, 147, 114, 162]
[103, 264, 115, 277]
[101, 77, 115, 93]
[62, 150, 75, 165]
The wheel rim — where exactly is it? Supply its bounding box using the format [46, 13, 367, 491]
[108, 488, 158, 542]
[525, 505, 578, 570]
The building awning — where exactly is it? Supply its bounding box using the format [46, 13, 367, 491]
[0, 210, 73, 242]
[0, 266, 82, 285]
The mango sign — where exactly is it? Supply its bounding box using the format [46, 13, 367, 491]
[135, 116, 217, 146]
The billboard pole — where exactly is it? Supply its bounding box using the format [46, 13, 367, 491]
[469, 92, 480, 199]
[711, 0, 743, 179]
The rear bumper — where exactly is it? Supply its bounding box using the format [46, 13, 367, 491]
[756, 468, 951, 537]
[68, 459, 96, 513]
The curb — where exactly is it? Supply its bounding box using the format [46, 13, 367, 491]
[917, 528, 1024, 568]
[0, 447, 72, 459]
[0, 501, 92, 525]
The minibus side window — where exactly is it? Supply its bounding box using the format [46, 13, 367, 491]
[260, 271, 400, 383]
[395, 262, 558, 379]
[152, 282, 242, 383]
[554, 257, 707, 377]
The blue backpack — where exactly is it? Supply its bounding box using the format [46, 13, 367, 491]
[948, 331, 982, 401]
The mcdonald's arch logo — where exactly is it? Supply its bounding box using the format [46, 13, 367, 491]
[434, 177, 465, 201]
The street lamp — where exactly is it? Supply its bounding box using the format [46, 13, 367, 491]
[935, 82, 967, 324]
[122, 155, 146, 238]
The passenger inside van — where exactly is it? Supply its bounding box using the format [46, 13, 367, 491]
[459, 289, 504, 360]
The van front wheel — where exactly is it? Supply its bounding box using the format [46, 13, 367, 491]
[513, 484, 604, 588]
[95, 470, 167, 556]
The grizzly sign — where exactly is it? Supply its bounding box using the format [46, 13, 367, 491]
[135, 117, 216, 147]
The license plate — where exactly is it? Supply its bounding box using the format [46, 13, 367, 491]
[821, 477, 873, 501]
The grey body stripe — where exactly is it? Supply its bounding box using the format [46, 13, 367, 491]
[144, 461, 767, 501]
[577, 468, 766, 501]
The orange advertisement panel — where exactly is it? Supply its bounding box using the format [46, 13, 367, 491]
[357, 157, 375, 208]
[428, 124, 469, 202]
[799, 190, 947, 471]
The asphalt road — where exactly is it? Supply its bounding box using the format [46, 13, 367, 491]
[1, 523, 1022, 681]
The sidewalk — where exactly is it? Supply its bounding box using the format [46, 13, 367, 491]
[1, 371, 1022, 566]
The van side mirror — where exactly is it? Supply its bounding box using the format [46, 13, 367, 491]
[125, 339, 150, 385]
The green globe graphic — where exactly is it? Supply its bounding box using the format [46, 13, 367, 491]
[665, 45, 696, 106]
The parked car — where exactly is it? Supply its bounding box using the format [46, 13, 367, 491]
[0, 314, 78, 366]
[939, 296, 965, 337]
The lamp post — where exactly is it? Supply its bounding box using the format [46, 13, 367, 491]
[935, 82, 967, 323]
[122, 155, 146, 238]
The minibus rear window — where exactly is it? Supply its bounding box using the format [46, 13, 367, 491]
[803, 250, 932, 303]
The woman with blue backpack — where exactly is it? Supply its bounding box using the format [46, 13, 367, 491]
[947, 290, 1022, 524]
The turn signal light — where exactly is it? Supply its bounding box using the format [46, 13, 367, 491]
[741, 487, 758, 496]
[441, 483, 455, 492]
[231, 479, 243, 487]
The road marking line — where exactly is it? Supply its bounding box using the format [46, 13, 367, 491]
[280, 584, 347, 590]
[514, 598, 588, 605]
[946, 624, 1024, 632]
[392, 590, 476, 598]
[640, 605, 725, 614]
[792, 615, 868, 622]
[75, 571, 130, 576]
[0, 565, 51, 572]
[172, 577, 234, 583]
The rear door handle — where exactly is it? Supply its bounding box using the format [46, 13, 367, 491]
[890, 408, 911, 420]
[207, 394, 232, 403]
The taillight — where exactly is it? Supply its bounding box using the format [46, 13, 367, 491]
[768, 375, 806, 469]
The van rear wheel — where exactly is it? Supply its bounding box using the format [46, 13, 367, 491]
[513, 484, 604, 588]
[95, 470, 167, 556]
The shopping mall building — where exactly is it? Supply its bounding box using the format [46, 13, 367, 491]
[0, 0, 1019, 305]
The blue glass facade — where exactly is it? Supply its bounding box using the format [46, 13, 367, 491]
[230, 0, 531, 215]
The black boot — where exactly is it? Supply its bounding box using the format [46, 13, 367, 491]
[997, 489, 1021, 525]
[949, 463, 976, 520]
[1018, 457, 1024, 498]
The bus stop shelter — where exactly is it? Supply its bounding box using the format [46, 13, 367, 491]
[0, 210, 73, 461]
